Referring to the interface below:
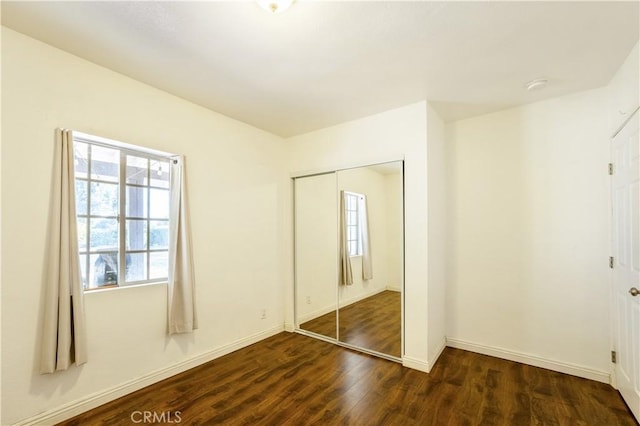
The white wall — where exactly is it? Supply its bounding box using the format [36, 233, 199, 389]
[286, 101, 443, 371]
[607, 40, 639, 134]
[445, 88, 611, 379]
[1, 28, 288, 424]
[426, 104, 447, 365]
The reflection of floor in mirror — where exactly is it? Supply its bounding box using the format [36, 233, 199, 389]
[339, 290, 401, 357]
[300, 308, 337, 339]
[59, 332, 637, 426]
[300, 290, 401, 357]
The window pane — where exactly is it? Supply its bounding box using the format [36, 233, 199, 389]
[79, 254, 88, 287]
[150, 251, 168, 279]
[348, 211, 357, 226]
[90, 145, 119, 182]
[125, 252, 147, 282]
[150, 220, 169, 249]
[150, 160, 170, 188]
[348, 195, 356, 210]
[126, 220, 147, 250]
[74, 142, 89, 179]
[349, 242, 357, 256]
[77, 217, 88, 251]
[75, 180, 88, 215]
[90, 182, 118, 216]
[126, 155, 148, 185]
[348, 227, 357, 241]
[74, 136, 178, 289]
[150, 188, 169, 219]
[90, 252, 118, 287]
[90, 218, 118, 251]
[126, 186, 148, 218]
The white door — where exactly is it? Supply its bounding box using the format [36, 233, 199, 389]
[612, 108, 640, 422]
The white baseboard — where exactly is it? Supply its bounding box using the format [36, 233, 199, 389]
[386, 285, 401, 292]
[402, 355, 431, 373]
[284, 322, 295, 332]
[446, 337, 610, 384]
[403, 340, 446, 374]
[428, 338, 447, 369]
[16, 326, 284, 426]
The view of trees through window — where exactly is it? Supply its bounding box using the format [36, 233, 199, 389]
[74, 139, 171, 289]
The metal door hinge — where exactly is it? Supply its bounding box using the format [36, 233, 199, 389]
[611, 350, 617, 363]
[610, 257, 614, 268]
[608, 163, 614, 175]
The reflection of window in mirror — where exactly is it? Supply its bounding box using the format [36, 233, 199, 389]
[344, 191, 363, 256]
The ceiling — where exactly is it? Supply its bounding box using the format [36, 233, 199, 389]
[2, 1, 638, 138]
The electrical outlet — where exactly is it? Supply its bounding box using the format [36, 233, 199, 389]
[261, 309, 267, 319]
[306, 296, 311, 304]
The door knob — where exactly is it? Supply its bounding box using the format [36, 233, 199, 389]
[630, 287, 640, 297]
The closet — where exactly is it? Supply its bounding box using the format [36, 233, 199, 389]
[293, 161, 404, 360]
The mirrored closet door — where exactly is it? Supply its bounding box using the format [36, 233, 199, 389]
[295, 172, 338, 340]
[294, 161, 404, 361]
[336, 162, 403, 358]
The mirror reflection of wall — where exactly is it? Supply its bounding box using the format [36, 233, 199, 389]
[337, 163, 403, 358]
[294, 173, 338, 340]
[293, 161, 403, 361]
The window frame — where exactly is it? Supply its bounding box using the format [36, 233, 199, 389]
[344, 191, 363, 257]
[73, 133, 174, 291]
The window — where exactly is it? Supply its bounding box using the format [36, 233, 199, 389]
[344, 191, 363, 256]
[74, 136, 172, 290]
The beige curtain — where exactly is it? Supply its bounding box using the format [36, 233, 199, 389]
[360, 195, 373, 280]
[168, 156, 198, 334]
[339, 191, 353, 286]
[40, 129, 88, 374]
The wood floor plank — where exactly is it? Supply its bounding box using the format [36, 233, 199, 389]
[58, 333, 638, 426]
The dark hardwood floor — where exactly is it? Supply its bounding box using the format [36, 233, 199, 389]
[59, 332, 637, 426]
[300, 290, 401, 357]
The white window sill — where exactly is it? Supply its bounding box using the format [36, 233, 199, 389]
[84, 281, 167, 294]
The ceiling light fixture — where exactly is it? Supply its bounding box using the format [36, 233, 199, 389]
[257, 0, 294, 14]
[525, 78, 548, 91]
